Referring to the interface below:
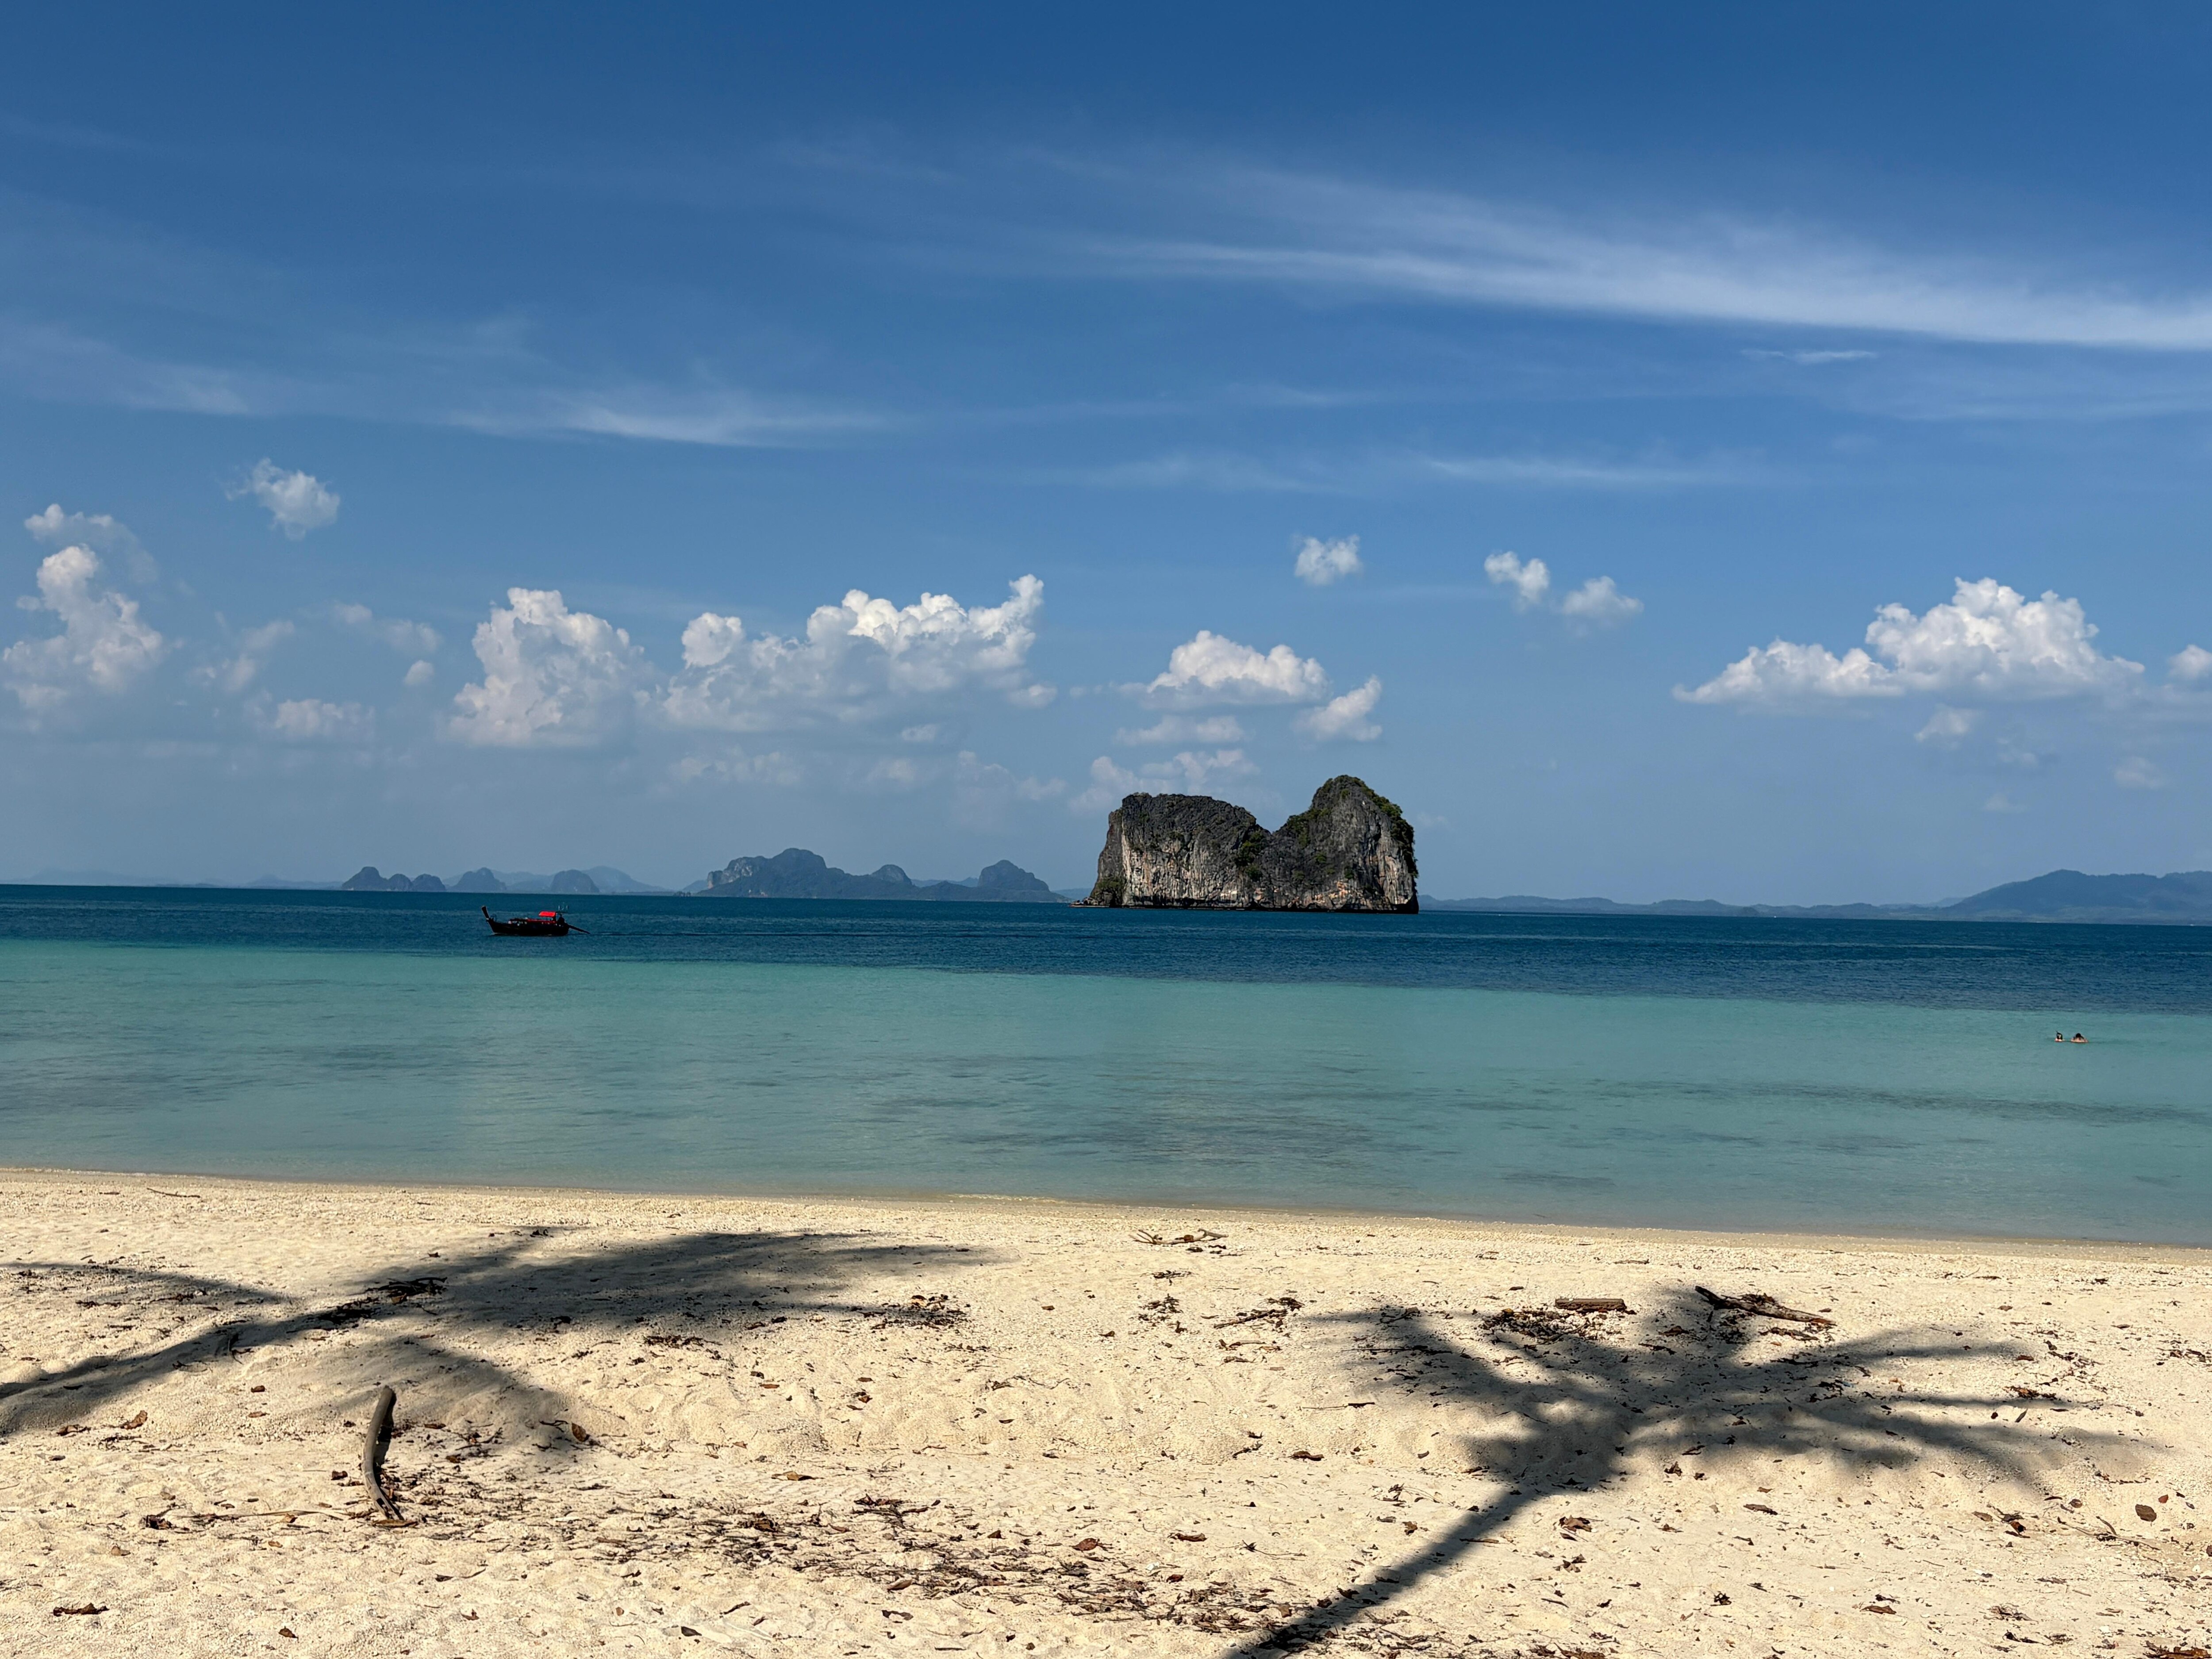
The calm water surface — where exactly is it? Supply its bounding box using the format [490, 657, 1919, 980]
[1, 887, 2206, 1242]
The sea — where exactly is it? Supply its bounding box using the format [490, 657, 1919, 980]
[1, 886, 2207, 1244]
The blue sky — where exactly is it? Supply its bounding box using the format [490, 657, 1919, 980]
[8, 3, 2212, 898]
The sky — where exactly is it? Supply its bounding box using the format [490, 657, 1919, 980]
[7, 4, 2212, 899]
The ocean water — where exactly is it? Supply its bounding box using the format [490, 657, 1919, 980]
[1, 887, 2207, 1243]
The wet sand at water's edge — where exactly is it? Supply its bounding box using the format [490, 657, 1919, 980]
[1, 1171, 2206, 1656]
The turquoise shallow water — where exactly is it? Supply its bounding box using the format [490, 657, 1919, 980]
[1, 888, 2207, 1241]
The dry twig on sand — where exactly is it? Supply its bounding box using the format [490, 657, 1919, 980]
[1694, 1286, 1834, 1327]
[361, 1385, 403, 1523]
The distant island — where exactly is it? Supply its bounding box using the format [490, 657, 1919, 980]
[1083, 776, 1417, 912]
[17, 860, 2212, 924]
[1425, 868, 2212, 926]
[338, 865, 668, 895]
[697, 848, 1063, 902]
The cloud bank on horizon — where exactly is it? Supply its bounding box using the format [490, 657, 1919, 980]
[0, 501, 1392, 848]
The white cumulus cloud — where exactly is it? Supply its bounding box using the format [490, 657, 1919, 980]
[403, 659, 435, 687]
[204, 619, 295, 695]
[1143, 630, 1331, 706]
[1487, 551, 1642, 627]
[334, 602, 442, 656]
[231, 459, 339, 539]
[953, 750, 1068, 818]
[253, 695, 375, 743]
[664, 576, 1052, 731]
[1484, 551, 1551, 609]
[672, 746, 803, 787]
[2115, 755, 2166, 790]
[1293, 675, 1383, 742]
[1559, 575, 1644, 627]
[1914, 706, 1981, 746]
[1293, 534, 1363, 586]
[1681, 579, 2142, 707]
[446, 588, 651, 747]
[1680, 638, 1899, 703]
[447, 575, 1054, 749]
[1864, 580, 2136, 695]
[1114, 713, 1248, 747]
[3, 546, 166, 716]
[1071, 748, 1258, 814]
[2169, 644, 2212, 682]
[26, 502, 156, 581]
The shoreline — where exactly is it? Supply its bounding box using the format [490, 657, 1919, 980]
[6, 1163, 2209, 1258]
[4, 1169, 2205, 1655]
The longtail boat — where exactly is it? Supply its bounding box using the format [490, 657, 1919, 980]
[483, 905, 580, 937]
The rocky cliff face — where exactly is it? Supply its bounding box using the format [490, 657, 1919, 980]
[1085, 776, 1417, 912]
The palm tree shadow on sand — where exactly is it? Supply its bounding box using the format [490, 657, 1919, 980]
[1220, 1286, 2116, 1658]
[1, 1228, 990, 1440]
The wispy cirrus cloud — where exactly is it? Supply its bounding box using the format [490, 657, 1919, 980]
[0, 188, 885, 445]
[453, 385, 887, 448]
[1416, 451, 1751, 488]
[0, 316, 263, 415]
[1743, 347, 1877, 365]
[1038, 445, 1760, 495]
[1029, 450, 1330, 492]
[0, 309, 879, 451]
[1080, 164, 2212, 350]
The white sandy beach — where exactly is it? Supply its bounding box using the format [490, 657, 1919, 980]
[0, 1171, 2206, 1657]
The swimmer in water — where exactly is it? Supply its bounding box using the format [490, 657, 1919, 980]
[2055, 1030, 2066, 1042]
[2071, 1033, 2087, 1043]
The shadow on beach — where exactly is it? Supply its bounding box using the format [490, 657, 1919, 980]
[1218, 1286, 2107, 1658]
[2, 1227, 987, 1439]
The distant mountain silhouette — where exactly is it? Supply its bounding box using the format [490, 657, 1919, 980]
[1427, 868, 2212, 925]
[340, 867, 447, 893]
[1943, 868, 2212, 920]
[453, 867, 669, 894]
[700, 848, 1063, 902]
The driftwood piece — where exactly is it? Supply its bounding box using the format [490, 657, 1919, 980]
[1554, 1298, 1630, 1314]
[361, 1386, 403, 1521]
[1694, 1286, 1834, 1328]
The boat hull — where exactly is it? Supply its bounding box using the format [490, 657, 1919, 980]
[483, 906, 571, 937]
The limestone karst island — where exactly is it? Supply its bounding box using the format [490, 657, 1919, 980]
[1082, 774, 1417, 912]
